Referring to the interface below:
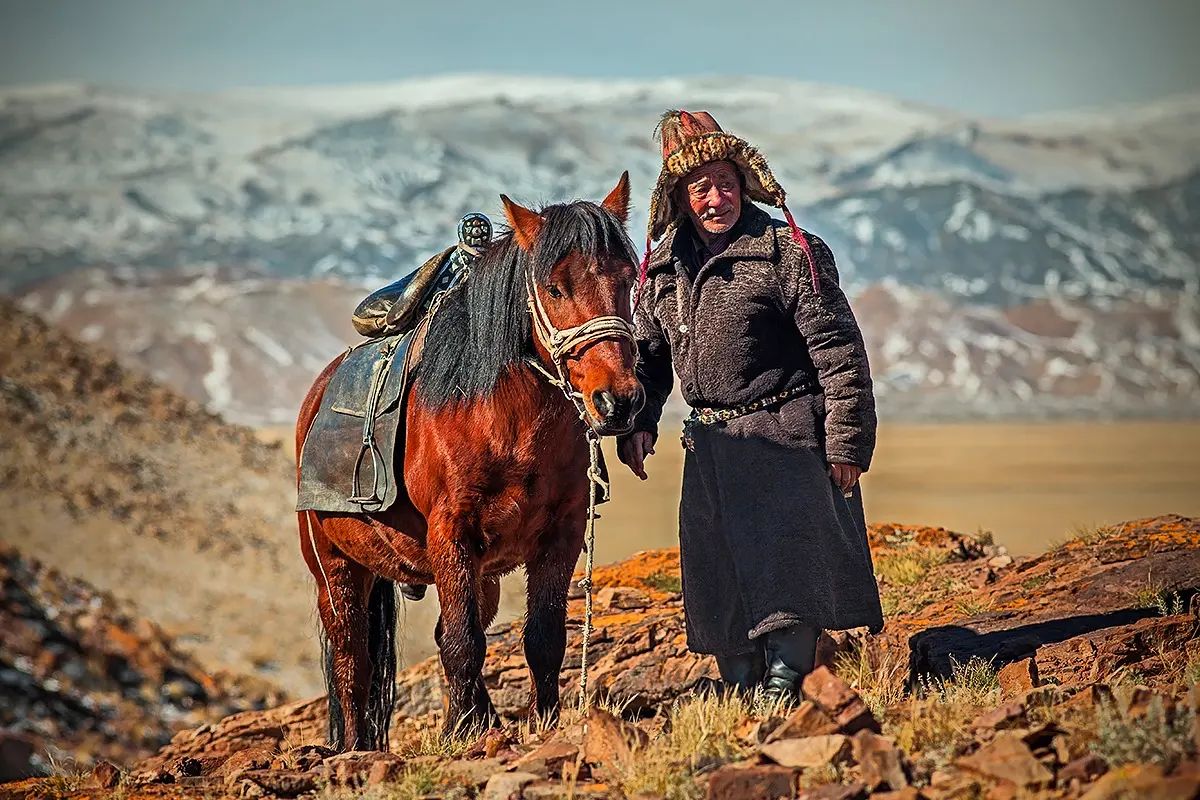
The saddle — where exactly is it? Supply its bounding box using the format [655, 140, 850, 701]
[352, 213, 492, 338]
[296, 213, 491, 514]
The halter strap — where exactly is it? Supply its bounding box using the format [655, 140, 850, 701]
[524, 268, 636, 425]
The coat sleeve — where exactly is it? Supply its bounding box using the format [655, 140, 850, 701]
[785, 232, 878, 471]
[623, 278, 674, 447]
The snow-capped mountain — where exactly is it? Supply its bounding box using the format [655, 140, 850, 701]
[4, 77, 1198, 424]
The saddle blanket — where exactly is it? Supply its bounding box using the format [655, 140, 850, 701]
[296, 331, 415, 514]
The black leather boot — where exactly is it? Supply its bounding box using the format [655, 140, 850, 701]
[715, 648, 766, 694]
[762, 624, 820, 706]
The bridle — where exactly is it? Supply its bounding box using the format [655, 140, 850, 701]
[523, 266, 636, 426]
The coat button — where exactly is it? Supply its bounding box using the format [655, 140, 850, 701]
[685, 382, 695, 393]
[678, 323, 689, 333]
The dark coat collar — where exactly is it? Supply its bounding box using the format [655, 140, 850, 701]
[646, 204, 778, 275]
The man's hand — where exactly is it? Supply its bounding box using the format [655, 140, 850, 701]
[617, 431, 655, 480]
[829, 462, 862, 494]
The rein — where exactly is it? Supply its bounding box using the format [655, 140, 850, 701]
[524, 267, 635, 711]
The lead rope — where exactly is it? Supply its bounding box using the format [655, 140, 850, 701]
[577, 427, 604, 712]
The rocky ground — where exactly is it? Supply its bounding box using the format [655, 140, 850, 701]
[0, 544, 285, 779]
[8, 514, 1198, 799]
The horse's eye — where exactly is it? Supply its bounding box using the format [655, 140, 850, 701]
[546, 284, 563, 299]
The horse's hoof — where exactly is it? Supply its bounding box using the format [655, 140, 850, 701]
[399, 583, 427, 601]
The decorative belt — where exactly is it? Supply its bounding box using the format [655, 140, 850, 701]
[681, 382, 815, 451]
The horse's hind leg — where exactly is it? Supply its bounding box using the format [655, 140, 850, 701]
[300, 513, 375, 751]
[524, 523, 585, 722]
[428, 519, 498, 736]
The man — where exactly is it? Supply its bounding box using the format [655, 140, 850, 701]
[617, 110, 883, 703]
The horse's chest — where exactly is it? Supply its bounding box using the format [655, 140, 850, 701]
[477, 443, 587, 570]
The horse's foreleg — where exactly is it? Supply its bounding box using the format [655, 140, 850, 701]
[301, 514, 374, 751]
[428, 520, 496, 736]
[523, 522, 584, 722]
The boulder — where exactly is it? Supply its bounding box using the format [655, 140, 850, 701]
[1080, 763, 1200, 800]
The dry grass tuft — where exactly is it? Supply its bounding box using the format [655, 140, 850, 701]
[889, 656, 999, 772]
[615, 691, 757, 800]
[834, 640, 907, 719]
[316, 761, 446, 800]
[874, 548, 949, 587]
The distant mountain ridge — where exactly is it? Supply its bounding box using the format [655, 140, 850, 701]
[3, 77, 1198, 423]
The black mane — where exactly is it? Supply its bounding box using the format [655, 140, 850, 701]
[416, 200, 635, 407]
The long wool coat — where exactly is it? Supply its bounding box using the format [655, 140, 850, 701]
[620, 204, 884, 656]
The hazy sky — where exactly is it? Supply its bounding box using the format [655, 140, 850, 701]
[1, 0, 1197, 116]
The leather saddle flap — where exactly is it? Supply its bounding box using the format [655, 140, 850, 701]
[326, 335, 409, 418]
[296, 330, 415, 514]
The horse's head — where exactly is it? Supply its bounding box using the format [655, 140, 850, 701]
[501, 173, 644, 435]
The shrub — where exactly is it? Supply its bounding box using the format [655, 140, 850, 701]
[1093, 697, 1196, 772]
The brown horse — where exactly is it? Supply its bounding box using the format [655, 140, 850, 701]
[295, 173, 643, 750]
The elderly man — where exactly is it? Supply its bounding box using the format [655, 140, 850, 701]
[616, 110, 883, 703]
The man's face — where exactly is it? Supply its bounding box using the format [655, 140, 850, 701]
[681, 161, 742, 237]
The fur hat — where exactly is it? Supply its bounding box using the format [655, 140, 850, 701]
[647, 110, 786, 243]
[638, 109, 818, 293]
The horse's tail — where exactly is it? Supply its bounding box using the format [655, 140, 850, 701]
[322, 576, 399, 751]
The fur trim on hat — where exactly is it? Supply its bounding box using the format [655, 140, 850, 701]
[647, 111, 787, 242]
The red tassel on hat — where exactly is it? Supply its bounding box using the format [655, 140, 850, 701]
[783, 204, 820, 294]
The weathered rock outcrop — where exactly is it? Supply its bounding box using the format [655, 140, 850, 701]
[9, 515, 1200, 799]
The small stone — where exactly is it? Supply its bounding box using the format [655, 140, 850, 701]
[367, 757, 406, 785]
[1058, 683, 1114, 711]
[801, 667, 880, 734]
[322, 751, 405, 786]
[997, 658, 1038, 698]
[580, 708, 647, 777]
[91, 760, 121, 790]
[1059, 753, 1107, 784]
[220, 747, 274, 777]
[509, 733, 579, 778]
[850, 730, 908, 791]
[443, 757, 505, 788]
[797, 781, 867, 800]
[956, 733, 1052, 788]
[766, 701, 838, 741]
[988, 554, 1013, 568]
[970, 702, 1026, 731]
[759, 734, 850, 768]
[240, 769, 319, 797]
[482, 770, 539, 800]
[595, 586, 651, 610]
[706, 763, 797, 800]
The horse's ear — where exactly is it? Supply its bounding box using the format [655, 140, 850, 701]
[500, 194, 543, 252]
[601, 170, 631, 224]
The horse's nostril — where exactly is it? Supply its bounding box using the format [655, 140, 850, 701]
[592, 389, 617, 420]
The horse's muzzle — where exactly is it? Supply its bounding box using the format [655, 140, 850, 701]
[590, 386, 644, 435]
